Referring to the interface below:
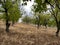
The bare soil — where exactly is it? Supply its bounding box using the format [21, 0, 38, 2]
[0, 21, 60, 45]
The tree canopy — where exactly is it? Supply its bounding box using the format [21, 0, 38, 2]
[0, 0, 21, 32]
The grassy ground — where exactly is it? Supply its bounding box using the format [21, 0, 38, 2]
[0, 21, 60, 45]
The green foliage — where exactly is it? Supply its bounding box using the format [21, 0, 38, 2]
[8, 3, 21, 22]
[38, 14, 50, 25]
[23, 0, 31, 2]
[0, 0, 21, 23]
[35, 0, 47, 13]
[0, 14, 3, 19]
[57, 14, 60, 21]
[22, 16, 32, 24]
[30, 18, 36, 24]
[48, 18, 56, 27]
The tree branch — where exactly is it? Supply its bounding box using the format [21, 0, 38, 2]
[55, 0, 60, 9]
[45, 0, 54, 8]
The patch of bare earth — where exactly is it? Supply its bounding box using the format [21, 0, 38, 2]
[0, 21, 60, 45]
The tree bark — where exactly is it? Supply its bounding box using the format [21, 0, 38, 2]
[50, 5, 60, 37]
[6, 19, 10, 32]
[37, 22, 40, 29]
[37, 15, 40, 29]
[12, 21, 15, 26]
[54, 16, 60, 37]
[56, 27, 59, 37]
[55, 19, 60, 37]
[5, 8, 10, 32]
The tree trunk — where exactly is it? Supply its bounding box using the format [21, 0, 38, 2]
[56, 26, 59, 37]
[56, 20, 60, 37]
[55, 16, 60, 37]
[48, 0, 60, 37]
[4, 0, 10, 32]
[45, 24, 47, 29]
[37, 23, 40, 29]
[5, 8, 10, 32]
[5, 12, 10, 32]
[6, 20, 10, 32]
[37, 15, 40, 29]
[12, 21, 15, 26]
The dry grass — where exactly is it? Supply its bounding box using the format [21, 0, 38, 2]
[0, 21, 60, 45]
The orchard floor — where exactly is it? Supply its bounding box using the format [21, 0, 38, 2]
[0, 21, 60, 45]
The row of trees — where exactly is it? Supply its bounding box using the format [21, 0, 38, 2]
[0, 0, 60, 37]
[22, 0, 60, 37]
[34, 0, 60, 36]
[22, 13, 56, 28]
